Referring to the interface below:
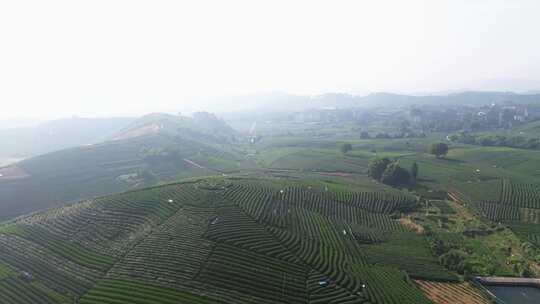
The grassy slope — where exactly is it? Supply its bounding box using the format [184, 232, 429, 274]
[0, 133, 239, 222]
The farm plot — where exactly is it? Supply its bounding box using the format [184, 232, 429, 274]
[14, 183, 195, 257]
[0, 234, 96, 298]
[500, 179, 540, 209]
[0, 277, 58, 304]
[108, 204, 215, 286]
[507, 222, 540, 247]
[415, 280, 490, 304]
[465, 179, 540, 247]
[205, 205, 298, 262]
[79, 278, 224, 304]
[360, 232, 459, 281]
[2, 177, 464, 303]
[197, 244, 308, 304]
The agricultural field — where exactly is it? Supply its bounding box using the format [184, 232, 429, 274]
[0, 177, 475, 304]
[415, 280, 490, 304]
[250, 126, 540, 276]
[2, 115, 540, 303]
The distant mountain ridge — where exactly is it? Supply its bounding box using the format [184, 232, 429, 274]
[212, 91, 540, 113]
[0, 117, 135, 158]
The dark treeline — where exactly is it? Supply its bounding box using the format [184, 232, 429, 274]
[449, 132, 540, 150]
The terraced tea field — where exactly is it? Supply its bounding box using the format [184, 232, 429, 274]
[0, 177, 483, 303]
[455, 179, 540, 247]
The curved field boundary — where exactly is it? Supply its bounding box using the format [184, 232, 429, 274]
[79, 278, 226, 304]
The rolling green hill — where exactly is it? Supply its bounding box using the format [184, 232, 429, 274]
[0, 113, 243, 222]
[2, 110, 540, 303]
[0, 177, 462, 304]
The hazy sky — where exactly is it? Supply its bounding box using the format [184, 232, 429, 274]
[1, 0, 540, 119]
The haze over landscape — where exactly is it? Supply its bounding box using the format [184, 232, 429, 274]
[1, 0, 540, 119]
[2, 1, 540, 304]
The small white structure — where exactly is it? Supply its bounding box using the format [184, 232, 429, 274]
[168, 199, 174, 203]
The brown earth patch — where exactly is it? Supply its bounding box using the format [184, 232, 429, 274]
[399, 216, 425, 234]
[415, 280, 490, 304]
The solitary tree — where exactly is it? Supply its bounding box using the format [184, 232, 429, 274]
[360, 131, 371, 139]
[340, 143, 353, 154]
[429, 142, 449, 158]
[367, 157, 391, 180]
[411, 162, 419, 182]
[380, 162, 410, 186]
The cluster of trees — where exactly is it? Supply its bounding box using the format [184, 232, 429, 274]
[367, 157, 418, 187]
[449, 131, 540, 150]
[359, 131, 426, 140]
[340, 143, 353, 154]
[428, 142, 449, 158]
[428, 232, 534, 277]
[428, 231, 493, 277]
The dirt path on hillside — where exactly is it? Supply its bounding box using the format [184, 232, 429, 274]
[183, 158, 206, 169]
[183, 159, 226, 175]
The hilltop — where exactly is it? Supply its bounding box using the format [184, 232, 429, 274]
[0, 112, 242, 221]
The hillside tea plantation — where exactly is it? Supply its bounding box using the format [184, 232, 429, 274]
[0, 177, 486, 304]
[456, 179, 540, 248]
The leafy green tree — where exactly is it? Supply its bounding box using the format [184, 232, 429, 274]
[411, 162, 418, 182]
[429, 142, 449, 158]
[381, 162, 410, 186]
[367, 157, 391, 180]
[399, 120, 411, 133]
[340, 143, 353, 154]
[447, 134, 459, 142]
[375, 132, 390, 139]
[360, 131, 370, 139]
[439, 249, 468, 272]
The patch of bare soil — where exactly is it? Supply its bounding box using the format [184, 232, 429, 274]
[415, 280, 491, 304]
[399, 216, 425, 234]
